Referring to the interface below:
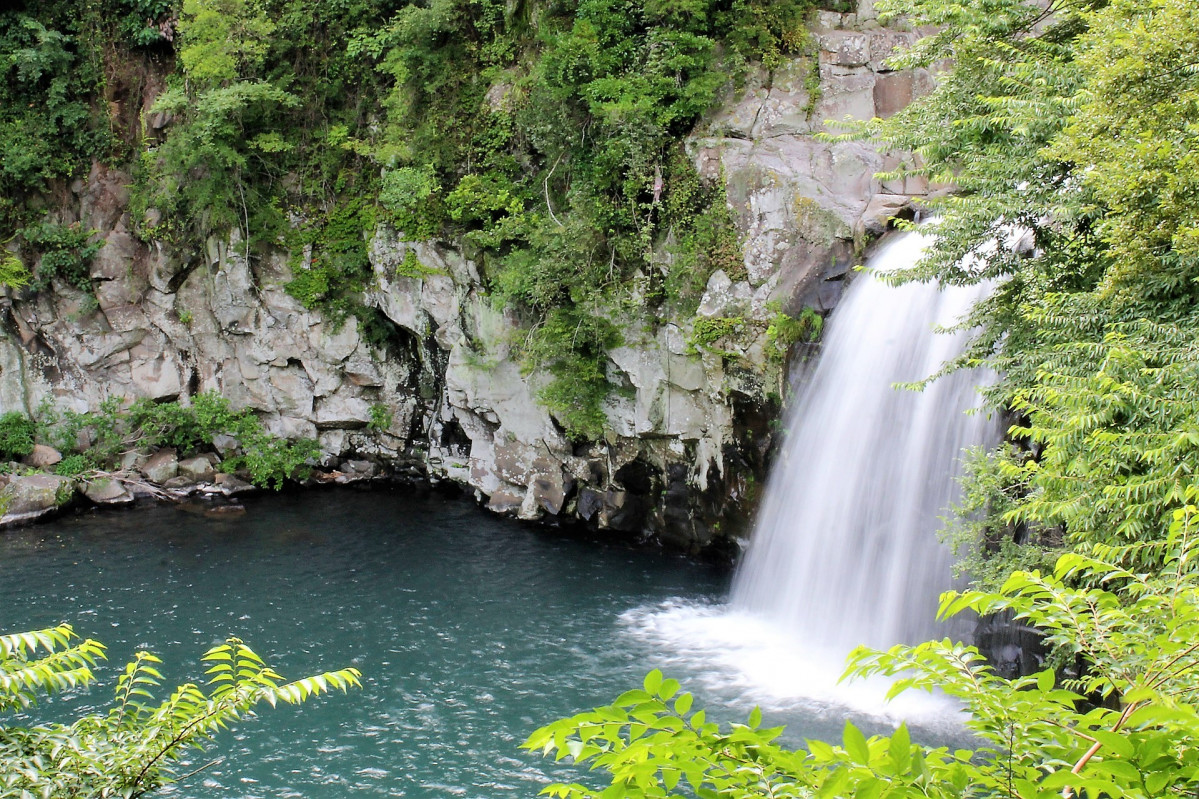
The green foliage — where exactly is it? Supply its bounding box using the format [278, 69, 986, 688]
[0, 412, 36, 462]
[1, 624, 360, 797]
[285, 195, 378, 323]
[363, 0, 823, 436]
[18, 220, 101, 294]
[660, 156, 744, 314]
[39, 392, 319, 490]
[368, 403, 393, 433]
[0, 11, 110, 235]
[0, 250, 30, 289]
[234, 433, 322, 490]
[53, 453, 92, 477]
[531, 500, 1199, 799]
[687, 317, 744, 354]
[764, 305, 823, 356]
[395, 250, 445, 280]
[379, 165, 442, 239]
[523, 307, 623, 441]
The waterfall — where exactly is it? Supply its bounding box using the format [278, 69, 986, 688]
[620, 228, 997, 721]
[731, 229, 997, 657]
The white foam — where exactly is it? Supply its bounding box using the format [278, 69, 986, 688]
[621, 599, 968, 733]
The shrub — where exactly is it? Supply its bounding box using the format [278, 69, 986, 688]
[53, 453, 91, 476]
[0, 411, 36, 461]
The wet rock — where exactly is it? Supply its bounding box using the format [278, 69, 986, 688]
[83, 477, 134, 505]
[24, 444, 63, 468]
[205, 503, 246, 518]
[214, 473, 255, 494]
[2, 474, 74, 523]
[577, 488, 646, 533]
[141, 448, 179, 484]
[487, 488, 524, 515]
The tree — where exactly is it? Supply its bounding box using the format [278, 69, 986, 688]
[0, 625, 361, 797]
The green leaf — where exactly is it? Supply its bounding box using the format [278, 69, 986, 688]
[843, 721, 870, 765]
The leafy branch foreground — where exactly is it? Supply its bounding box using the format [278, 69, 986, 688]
[0, 625, 360, 798]
[529, 501, 1199, 799]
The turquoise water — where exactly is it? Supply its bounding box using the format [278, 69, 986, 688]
[0, 487, 960, 797]
[0, 488, 739, 797]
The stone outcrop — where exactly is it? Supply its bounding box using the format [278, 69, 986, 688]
[0, 1, 933, 549]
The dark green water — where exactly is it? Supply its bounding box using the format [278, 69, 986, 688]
[0, 487, 770, 797]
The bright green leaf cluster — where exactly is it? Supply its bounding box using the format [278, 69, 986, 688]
[1, 625, 360, 798]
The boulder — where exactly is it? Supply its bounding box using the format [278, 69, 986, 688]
[341, 459, 378, 479]
[3, 474, 74, 523]
[83, 477, 134, 505]
[178, 453, 219, 482]
[23, 444, 62, 468]
[531, 471, 572, 516]
[141, 448, 179, 484]
[214, 473, 255, 494]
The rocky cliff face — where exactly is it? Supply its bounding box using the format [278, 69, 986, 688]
[0, 5, 932, 550]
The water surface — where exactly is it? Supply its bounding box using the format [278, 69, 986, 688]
[0, 487, 821, 797]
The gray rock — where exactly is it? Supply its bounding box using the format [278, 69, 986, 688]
[214, 473, 256, 494]
[344, 360, 384, 387]
[83, 477, 134, 505]
[23, 444, 62, 468]
[2, 474, 74, 523]
[141, 448, 179, 484]
[120, 450, 149, 472]
[314, 395, 373, 429]
[342, 459, 378, 479]
[178, 454, 218, 482]
[487, 488, 524, 515]
[211, 434, 241, 457]
[532, 471, 572, 516]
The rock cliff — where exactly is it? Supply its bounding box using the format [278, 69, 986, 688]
[0, 5, 932, 550]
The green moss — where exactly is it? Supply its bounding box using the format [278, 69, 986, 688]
[395, 250, 445, 280]
[687, 316, 745, 354]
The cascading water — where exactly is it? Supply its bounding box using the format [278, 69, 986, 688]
[730, 229, 997, 657]
[621, 228, 998, 722]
